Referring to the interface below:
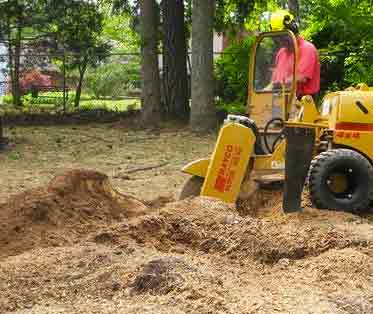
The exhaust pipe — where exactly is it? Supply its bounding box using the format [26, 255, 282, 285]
[283, 126, 315, 213]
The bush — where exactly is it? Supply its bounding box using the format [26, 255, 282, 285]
[20, 70, 52, 95]
[215, 36, 256, 113]
[84, 61, 140, 99]
[344, 53, 373, 87]
[2, 94, 13, 105]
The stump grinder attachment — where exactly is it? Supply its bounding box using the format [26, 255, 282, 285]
[282, 125, 315, 212]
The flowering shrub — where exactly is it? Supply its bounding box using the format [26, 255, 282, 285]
[20, 70, 52, 95]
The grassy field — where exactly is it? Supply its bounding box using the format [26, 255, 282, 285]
[0, 92, 141, 113]
[79, 98, 140, 111]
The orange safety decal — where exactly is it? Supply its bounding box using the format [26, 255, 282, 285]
[214, 144, 242, 193]
[335, 131, 360, 139]
[335, 122, 373, 131]
[352, 132, 360, 139]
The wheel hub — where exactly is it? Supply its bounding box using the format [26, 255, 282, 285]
[327, 173, 349, 194]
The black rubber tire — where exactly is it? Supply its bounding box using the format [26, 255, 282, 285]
[178, 176, 204, 200]
[309, 149, 373, 212]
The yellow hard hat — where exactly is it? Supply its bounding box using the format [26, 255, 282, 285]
[270, 9, 295, 31]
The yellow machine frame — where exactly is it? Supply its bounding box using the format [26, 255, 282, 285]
[247, 30, 299, 125]
[182, 30, 306, 203]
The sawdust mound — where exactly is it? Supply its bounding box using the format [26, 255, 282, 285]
[0, 169, 147, 258]
[130, 257, 196, 295]
[121, 198, 370, 264]
[0, 244, 139, 312]
[237, 189, 283, 217]
[0, 244, 227, 313]
[304, 248, 373, 283]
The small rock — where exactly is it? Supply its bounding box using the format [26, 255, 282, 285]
[278, 258, 290, 267]
[70, 272, 83, 280]
[94, 232, 114, 243]
[111, 281, 121, 291]
[171, 246, 185, 254]
[224, 215, 240, 225]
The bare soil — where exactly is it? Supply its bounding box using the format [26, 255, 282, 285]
[0, 123, 215, 202]
[1, 124, 373, 314]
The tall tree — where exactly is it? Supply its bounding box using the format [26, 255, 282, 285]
[139, 0, 162, 126]
[47, 0, 109, 107]
[190, 0, 216, 132]
[0, 0, 43, 106]
[161, 0, 189, 121]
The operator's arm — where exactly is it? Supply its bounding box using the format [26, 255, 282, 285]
[297, 43, 318, 83]
[269, 48, 294, 90]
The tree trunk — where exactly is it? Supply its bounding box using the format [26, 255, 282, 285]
[190, 0, 216, 132]
[0, 116, 3, 144]
[10, 25, 22, 106]
[140, 0, 162, 127]
[74, 57, 88, 108]
[8, 41, 14, 100]
[162, 0, 189, 121]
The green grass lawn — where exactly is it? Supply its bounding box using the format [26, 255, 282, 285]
[1, 92, 141, 113]
[79, 98, 140, 111]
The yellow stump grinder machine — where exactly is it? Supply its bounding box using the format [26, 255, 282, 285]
[180, 30, 373, 213]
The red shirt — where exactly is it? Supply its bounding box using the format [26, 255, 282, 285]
[272, 37, 320, 97]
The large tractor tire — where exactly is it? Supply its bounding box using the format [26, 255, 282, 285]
[308, 149, 373, 212]
[179, 176, 204, 200]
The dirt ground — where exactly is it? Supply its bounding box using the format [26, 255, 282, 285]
[0, 123, 215, 202]
[1, 124, 373, 314]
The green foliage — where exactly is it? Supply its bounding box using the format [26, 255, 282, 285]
[44, 0, 111, 106]
[102, 13, 140, 53]
[215, 0, 270, 31]
[217, 101, 246, 114]
[79, 99, 140, 112]
[2, 95, 14, 105]
[8, 151, 22, 160]
[344, 53, 373, 87]
[84, 61, 141, 99]
[1, 93, 140, 114]
[302, 0, 373, 90]
[215, 36, 256, 111]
